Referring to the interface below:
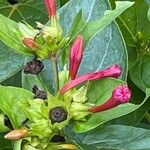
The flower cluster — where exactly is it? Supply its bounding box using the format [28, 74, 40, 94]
[3, 0, 132, 149]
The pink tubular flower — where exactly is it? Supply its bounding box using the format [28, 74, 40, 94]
[60, 64, 122, 94]
[22, 38, 38, 49]
[44, 0, 56, 18]
[69, 36, 83, 80]
[89, 85, 131, 113]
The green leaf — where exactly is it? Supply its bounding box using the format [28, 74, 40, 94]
[0, 134, 12, 150]
[0, 0, 48, 26]
[59, 0, 131, 80]
[66, 125, 150, 150]
[0, 85, 33, 128]
[0, 14, 33, 55]
[72, 78, 146, 133]
[130, 54, 150, 92]
[112, 0, 150, 92]
[0, 41, 24, 83]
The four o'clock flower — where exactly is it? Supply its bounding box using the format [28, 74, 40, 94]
[44, 0, 56, 18]
[60, 64, 122, 94]
[69, 35, 83, 80]
[89, 85, 131, 113]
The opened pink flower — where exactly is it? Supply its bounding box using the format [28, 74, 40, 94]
[89, 85, 131, 113]
[60, 35, 131, 112]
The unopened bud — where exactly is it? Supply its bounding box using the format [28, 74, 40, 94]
[4, 128, 28, 140]
[22, 38, 38, 49]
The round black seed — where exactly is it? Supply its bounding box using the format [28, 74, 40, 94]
[7, 0, 19, 4]
[49, 107, 68, 124]
[4, 115, 13, 130]
[32, 85, 47, 100]
[24, 58, 44, 74]
[50, 135, 66, 143]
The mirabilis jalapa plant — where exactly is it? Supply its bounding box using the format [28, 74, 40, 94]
[0, 0, 139, 149]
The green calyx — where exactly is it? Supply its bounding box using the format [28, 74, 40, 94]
[19, 17, 69, 59]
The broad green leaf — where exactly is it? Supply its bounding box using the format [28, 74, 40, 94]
[130, 54, 150, 92]
[0, 0, 48, 26]
[1, 71, 22, 87]
[66, 125, 150, 150]
[59, 0, 131, 80]
[0, 41, 24, 83]
[0, 85, 33, 128]
[72, 78, 146, 133]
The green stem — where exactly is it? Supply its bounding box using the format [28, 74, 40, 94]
[51, 56, 59, 94]
[13, 140, 22, 150]
[37, 74, 49, 91]
[145, 112, 150, 123]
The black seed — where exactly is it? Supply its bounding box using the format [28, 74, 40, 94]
[49, 107, 68, 124]
[24, 58, 44, 74]
[50, 135, 66, 143]
[32, 85, 47, 100]
[4, 115, 13, 130]
[7, 0, 19, 5]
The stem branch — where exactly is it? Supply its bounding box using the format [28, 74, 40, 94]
[51, 55, 59, 93]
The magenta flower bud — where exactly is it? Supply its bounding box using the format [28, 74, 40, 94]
[22, 38, 38, 49]
[60, 64, 122, 94]
[89, 85, 131, 113]
[44, 0, 56, 18]
[69, 35, 83, 80]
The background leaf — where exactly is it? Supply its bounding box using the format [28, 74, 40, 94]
[65, 125, 150, 150]
[110, 0, 150, 92]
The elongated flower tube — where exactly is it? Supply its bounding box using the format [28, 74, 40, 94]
[89, 85, 131, 113]
[22, 38, 38, 49]
[44, 0, 56, 18]
[69, 36, 83, 80]
[60, 64, 122, 94]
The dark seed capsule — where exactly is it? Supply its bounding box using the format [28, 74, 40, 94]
[49, 106, 68, 124]
[24, 58, 44, 74]
[50, 135, 66, 143]
[32, 85, 47, 100]
[4, 115, 13, 130]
